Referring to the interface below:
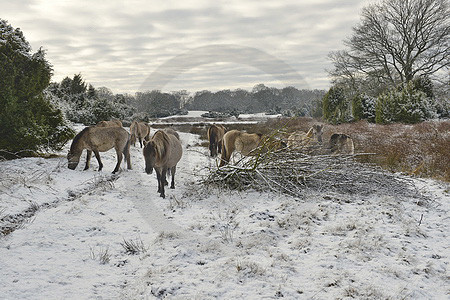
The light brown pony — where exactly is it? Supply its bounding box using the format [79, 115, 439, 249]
[287, 124, 323, 148]
[329, 133, 355, 155]
[207, 124, 226, 157]
[143, 129, 182, 198]
[96, 119, 123, 127]
[219, 130, 263, 167]
[130, 121, 151, 148]
[67, 126, 131, 174]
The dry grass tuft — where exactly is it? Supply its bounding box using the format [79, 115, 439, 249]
[177, 117, 449, 181]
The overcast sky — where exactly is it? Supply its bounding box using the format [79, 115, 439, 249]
[3, 0, 369, 94]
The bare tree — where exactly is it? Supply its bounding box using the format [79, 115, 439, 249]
[329, 0, 449, 91]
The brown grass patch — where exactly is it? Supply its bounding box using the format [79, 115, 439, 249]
[324, 120, 450, 181]
[162, 117, 449, 182]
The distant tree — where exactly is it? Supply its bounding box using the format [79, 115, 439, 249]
[322, 86, 349, 124]
[329, 0, 449, 91]
[375, 82, 436, 124]
[311, 98, 323, 118]
[0, 19, 74, 157]
[352, 94, 376, 122]
[251, 84, 279, 112]
[71, 73, 86, 94]
[412, 75, 434, 99]
[87, 84, 97, 99]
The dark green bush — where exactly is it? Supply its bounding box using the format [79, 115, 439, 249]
[0, 19, 74, 158]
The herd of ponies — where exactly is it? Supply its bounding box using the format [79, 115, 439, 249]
[67, 119, 355, 198]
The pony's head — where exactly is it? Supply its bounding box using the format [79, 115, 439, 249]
[143, 140, 157, 174]
[67, 150, 81, 170]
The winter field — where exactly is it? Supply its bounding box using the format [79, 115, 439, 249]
[0, 117, 449, 299]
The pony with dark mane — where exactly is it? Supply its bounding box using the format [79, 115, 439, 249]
[207, 124, 226, 157]
[143, 129, 182, 198]
[96, 119, 123, 127]
[130, 121, 151, 148]
[219, 130, 263, 167]
[67, 126, 131, 174]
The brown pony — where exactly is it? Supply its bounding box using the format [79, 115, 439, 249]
[207, 124, 226, 157]
[143, 129, 182, 198]
[67, 126, 131, 174]
[287, 124, 323, 148]
[219, 130, 263, 167]
[329, 133, 355, 155]
[130, 121, 151, 148]
[96, 119, 123, 127]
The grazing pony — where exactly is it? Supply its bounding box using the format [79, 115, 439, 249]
[67, 126, 131, 174]
[287, 124, 323, 148]
[96, 119, 123, 127]
[219, 130, 263, 167]
[143, 129, 182, 198]
[207, 124, 226, 157]
[130, 121, 151, 148]
[329, 133, 355, 155]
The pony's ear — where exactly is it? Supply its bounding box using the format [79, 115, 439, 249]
[143, 139, 150, 146]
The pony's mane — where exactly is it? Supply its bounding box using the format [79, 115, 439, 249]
[70, 127, 90, 152]
[153, 130, 170, 160]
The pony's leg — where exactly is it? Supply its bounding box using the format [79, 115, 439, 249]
[159, 168, 167, 198]
[112, 148, 123, 174]
[123, 138, 132, 170]
[162, 167, 168, 186]
[139, 137, 143, 148]
[156, 170, 162, 193]
[170, 166, 176, 189]
[93, 150, 104, 172]
[84, 150, 92, 170]
[219, 143, 230, 167]
[218, 140, 222, 154]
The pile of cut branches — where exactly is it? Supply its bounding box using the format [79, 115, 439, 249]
[204, 133, 424, 200]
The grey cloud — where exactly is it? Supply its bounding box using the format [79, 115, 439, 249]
[3, 0, 366, 93]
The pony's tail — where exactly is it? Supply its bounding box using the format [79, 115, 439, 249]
[123, 134, 132, 169]
[219, 138, 227, 167]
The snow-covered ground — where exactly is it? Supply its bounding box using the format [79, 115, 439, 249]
[0, 125, 449, 299]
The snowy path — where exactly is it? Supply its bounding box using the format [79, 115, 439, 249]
[0, 128, 449, 299]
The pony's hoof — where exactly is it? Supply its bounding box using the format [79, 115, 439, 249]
[170, 185, 175, 189]
[160, 193, 165, 198]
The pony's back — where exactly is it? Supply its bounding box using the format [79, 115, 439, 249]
[96, 119, 123, 127]
[163, 128, 180, 140]
[220, 130, 262, 166]
[329, 133, 354, 155]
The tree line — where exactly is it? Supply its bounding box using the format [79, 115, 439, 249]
[324, 0, 449, 124]
[47, 75, 325, 124]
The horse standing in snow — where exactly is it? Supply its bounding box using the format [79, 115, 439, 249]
[67, 126, 131, 174]
[207, 124, 226, 157]
[130, 121, 151, 148]
[219, 130, 263, 167]
[143, 129, 182, 198]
